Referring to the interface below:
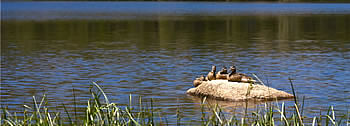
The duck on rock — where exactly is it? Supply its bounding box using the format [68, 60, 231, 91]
[193, 75, 206, 87]
[216, 66, 228, 80]
[206, 65, 216, 81]
[227, 66, 256, 83]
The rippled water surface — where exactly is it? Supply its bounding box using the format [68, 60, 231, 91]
[2, 1, 350, 124]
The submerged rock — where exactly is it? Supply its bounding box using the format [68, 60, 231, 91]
[187, 80, 294, 101]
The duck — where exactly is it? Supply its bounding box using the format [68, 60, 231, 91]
[227, 66, 256, 83]
[193, 75, 206, 87]
[227, 66, 241, 82]
[206, 65, 216, 81]
[216, 66, 228, 80]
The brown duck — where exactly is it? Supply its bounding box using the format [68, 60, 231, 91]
[193, 75, 206, 87]
[216, 66, 228, 80]
[227, 66, 256, 83]
[206, 65, 216, 81]
[227, 66, 240, 81]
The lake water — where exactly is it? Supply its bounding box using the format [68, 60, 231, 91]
[1, 1, 350, 124]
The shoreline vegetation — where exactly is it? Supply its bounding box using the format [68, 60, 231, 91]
[1, 82, 349, 125]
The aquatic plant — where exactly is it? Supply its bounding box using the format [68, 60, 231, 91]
[0, 82, 348, 126]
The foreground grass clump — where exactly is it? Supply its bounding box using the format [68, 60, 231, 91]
[1, 82, 349, 126]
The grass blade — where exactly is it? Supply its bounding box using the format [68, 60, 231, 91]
[92, 82, 109, 105]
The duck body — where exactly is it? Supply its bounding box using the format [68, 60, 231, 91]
[227, 73, 256, 83]
[216, 74, 228, 80]
[227, 73, 242, 82]
[227, 73, 244, 82]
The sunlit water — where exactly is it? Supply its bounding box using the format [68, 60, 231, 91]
[1, 1, 350, 124]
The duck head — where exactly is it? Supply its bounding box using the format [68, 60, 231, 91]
[230, 66, 236, 74]
[222, 66, 227, 73]
[199, 75, 206, 81]
[211, 65, 216, 72]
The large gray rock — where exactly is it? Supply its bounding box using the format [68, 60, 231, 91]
[187, 80, 294, 101]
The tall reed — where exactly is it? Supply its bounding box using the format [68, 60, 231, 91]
[0, 82, 348, 125]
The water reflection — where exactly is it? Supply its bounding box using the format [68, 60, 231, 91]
[2, 3, 350, 124]
[188, 95, 267, 109]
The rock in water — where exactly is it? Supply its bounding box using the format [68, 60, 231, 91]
[187, 80, 294, 101]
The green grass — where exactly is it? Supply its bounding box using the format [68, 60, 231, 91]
[1, 81, 349, 126]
